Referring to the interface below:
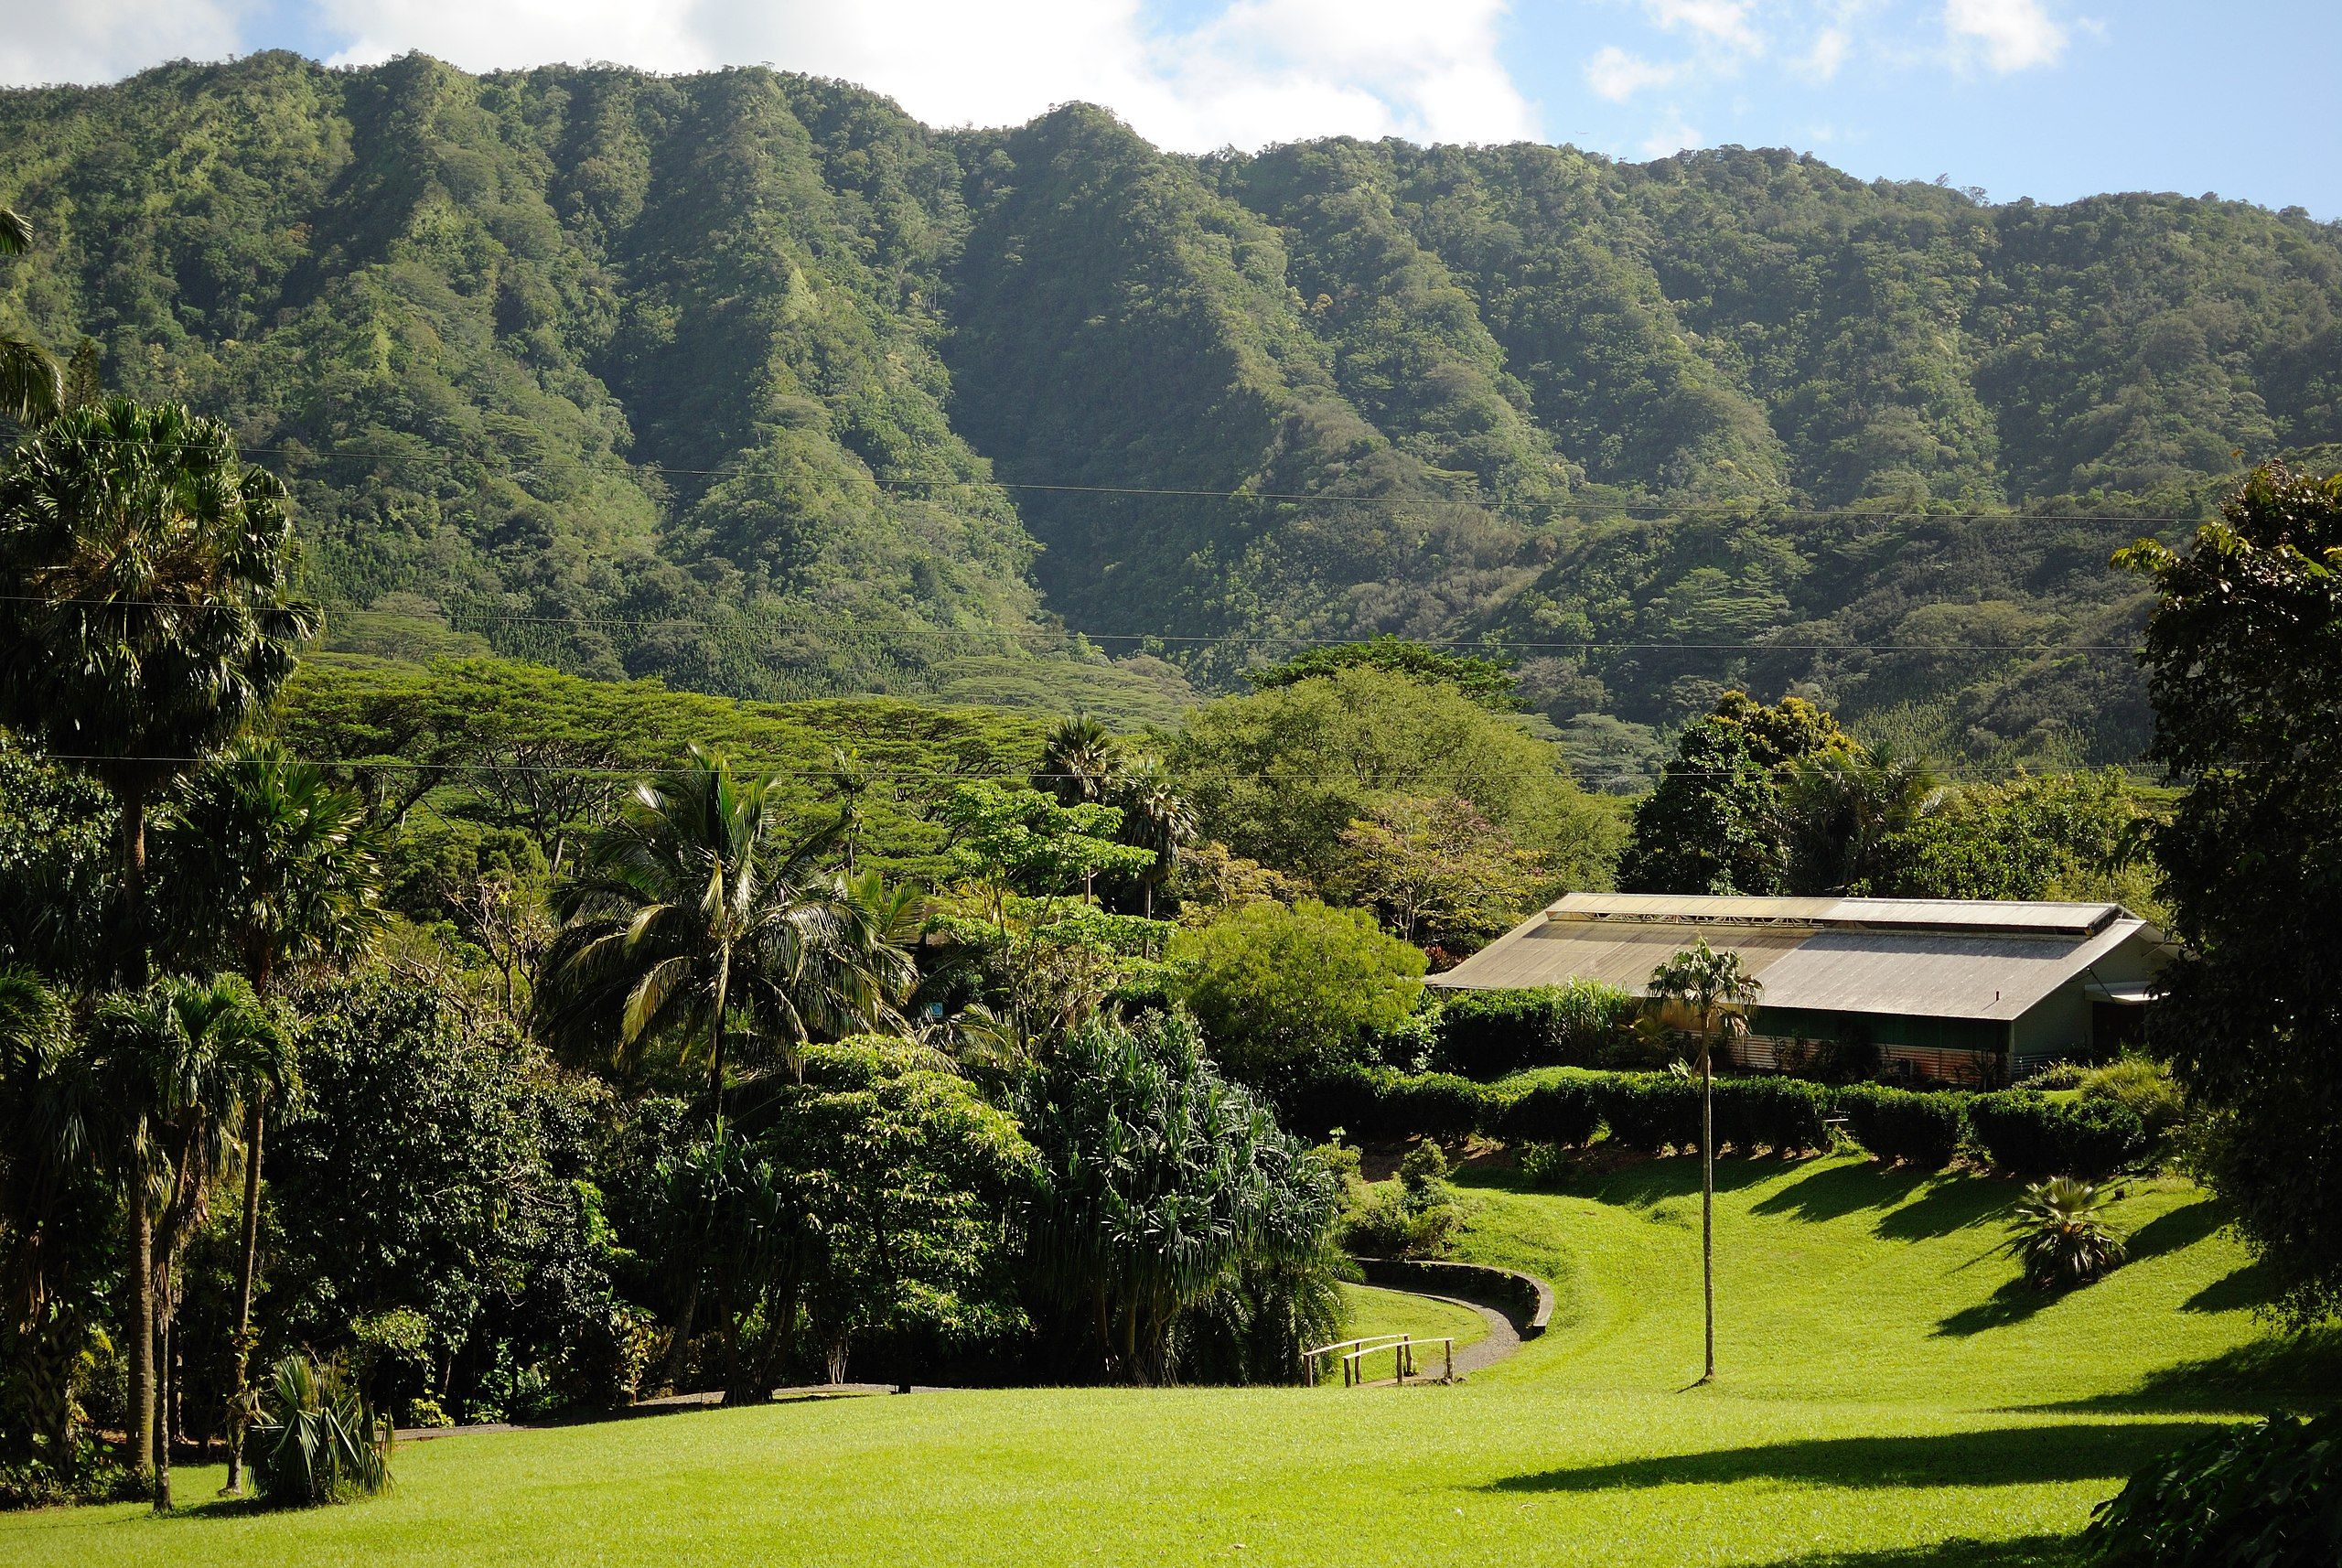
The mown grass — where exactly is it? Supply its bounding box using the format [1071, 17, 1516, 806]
[9, 1155, 2333, 1568]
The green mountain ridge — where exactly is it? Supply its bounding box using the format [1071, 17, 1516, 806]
[3, 52, 2337, 761]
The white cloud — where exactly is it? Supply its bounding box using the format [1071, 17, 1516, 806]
[0, 0, 1539, 152]
[1943, 0, 2067, 72]
[0, 0, 253, 86]
[1584, 44, 1682, 102]
[1643, 0, 1761, 54]
[1795, 25, 1852, 81]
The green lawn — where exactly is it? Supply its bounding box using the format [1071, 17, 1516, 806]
[10, 1155, 2334, 1568]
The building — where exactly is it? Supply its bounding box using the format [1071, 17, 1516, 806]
[1430, 893, 2172, 1086]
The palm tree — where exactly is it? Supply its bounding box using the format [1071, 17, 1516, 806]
[154, 744, 385, 1495]
[91, 974, 289, 1512]
[1110, 756, 1198, 918]
[826, 746, 874, 875]
[1784, 747, 1943, 895]
[1648, 939, 1763, 1386]
[0, 399, 317, 988]
[534, 744, 899, 1111]
[1037, 714, 1120, 805]
[0, 202, 60, 424]
[0, 970, 106, 1468]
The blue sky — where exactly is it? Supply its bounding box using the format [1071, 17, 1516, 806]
[6, 1, 2338, 215]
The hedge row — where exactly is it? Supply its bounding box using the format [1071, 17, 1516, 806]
[1304, 1069, 2154, 1176]
[1428, 983, 1640, 1079]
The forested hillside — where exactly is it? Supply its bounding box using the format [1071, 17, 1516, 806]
[4, 51, 2337, 765]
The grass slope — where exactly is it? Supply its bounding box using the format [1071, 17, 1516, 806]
[10, 1157, 2333, 1568]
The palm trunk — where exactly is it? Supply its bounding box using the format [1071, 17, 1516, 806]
[129, 1143, 156, 1486]
[222, 1092, 266, 1495]
[117, 782, 150, 988]
[1699, 1035, 1715, 1385]
[154, 1311, 174, 1511]
[706, 950, 730, 1125]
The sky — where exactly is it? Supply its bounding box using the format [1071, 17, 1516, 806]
[4, 1, 2338, 216]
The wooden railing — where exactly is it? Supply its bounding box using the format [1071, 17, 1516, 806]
[1298, 1333, 1456, 1388]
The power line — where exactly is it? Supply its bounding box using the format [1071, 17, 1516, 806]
[0, 596, 2144, 656]
[26, 431, 2216, 527]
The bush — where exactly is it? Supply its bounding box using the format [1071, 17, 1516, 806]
[1838, 1084, 1971, 1167]
[1594, 1073, 1705, 1153]
[1170, 899, 1426, 1085]
[1432, 982, 1638, 1079]
[1711, 1077, 1835, 1155]
[1515, 1142, 1577, 1189]
[1294, 1067, 1496, 1143]
[1338, 1144, 1463, 1258]
[1970, 1090, 2153, 1177]
[2084, 1410, 2342, 1566]
[2076, 1056, 2187, 1135]
[1493, 1077, 1603, 1148]
[252, 1354, 392, 1508]
[2007, 1176, 2129, 1290]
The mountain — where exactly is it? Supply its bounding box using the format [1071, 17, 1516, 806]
[3, 53, 2337, 763]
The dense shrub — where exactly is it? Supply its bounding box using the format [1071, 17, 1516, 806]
[1432, 983, 1638, 1079]
[1297, 1066, 1497, 1142]
[1711, 1077, 1836, 1155]
[1170, 899, 1426, 1086]
[1969, 1090, 2153, 1177]
[2085, 1410, 2341, 1566]
[2007, 1177, 2129, 1290]
[1838, 1084, 1971, 1167]
[251, 1355, 392, 1508]
[2076, 1056, 2187, 1135]
[1515, 1143, 1577, 1189]
[1493, 1077, 1603, 1148]
[1594, 1074, 1706, 1153]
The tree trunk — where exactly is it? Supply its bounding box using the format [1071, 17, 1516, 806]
[129, 1144, 156, 1486]
[222, 1092, 266, 1495]
[1699, 1034, 1716, 1386]
[656, 1274, 700, 1395]
[153, 1311, 174, 1512]
[117, 783, 150, 988]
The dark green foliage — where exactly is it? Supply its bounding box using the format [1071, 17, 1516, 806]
[2007, 1177, 2129, 1292]
[1968, 1090, 2153, 1179]
[1617, 693, 1851, 896]
[1709, 1077, 1836, 1155]
[1014, 1011, 1343, 1384]
[0, 740, 113, 983]
[1341, 1141, 1463, 1260]
[2085, 1411, 2342, 1567]
[1293, 1065, 1499, 1144]
[2124, 465, 2342, 1323]
[1492, 1078, 1603, 1149]
[249, 1354, 391, 1508]
[1837, 1083, 1971, 1168]
[1593, 1074, 1708, 1154]
[269, 975, 638, 1419]
[1431, 983, 1638, 1079]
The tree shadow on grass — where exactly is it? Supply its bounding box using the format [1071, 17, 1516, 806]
[2117, 1198, 2226, 1267]
[2182, 1260, 2275, 1314]
[1935, 1274, 2056, 1337]
[1749, 1161, 1929, 1224]
[2018, 1326, 2342, 1415]
[1545, 1153, 1783, 1209]
[1735, 1535, 2079, 1568]
[1484, 1420, 2213, 1495]
[1875, 1177, 2008, 1242]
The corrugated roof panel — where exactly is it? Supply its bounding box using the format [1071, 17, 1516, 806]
[1542, 892, 2123, 937]
[1432, 900, 2155, 1022]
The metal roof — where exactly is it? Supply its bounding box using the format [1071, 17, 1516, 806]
[1431, 894, 2161, 1022]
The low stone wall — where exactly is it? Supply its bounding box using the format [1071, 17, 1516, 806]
[1356, 1258, 1554, 1338]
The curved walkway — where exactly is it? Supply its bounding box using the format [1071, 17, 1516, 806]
[1350, 1259, 1555, 1380]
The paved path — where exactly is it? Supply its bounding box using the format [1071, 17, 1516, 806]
[1351, 1283, 1533, 1385]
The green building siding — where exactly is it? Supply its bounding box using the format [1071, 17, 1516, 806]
[1752, 1005, 2007, 1056]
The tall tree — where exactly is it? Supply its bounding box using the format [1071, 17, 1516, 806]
[0, 971, 108, 1475]
[0, 399, 317, 988]
[2119, 462, 2342, 1323]
[1107, 755, 1198, 918]
[1618, 693, 1855, 896]
[1648, 939, 1761, 1386]
[1037, 714, 1121, 805]
[153, 744, 386, 1495]
[0, 201, 59, 424]
[91, 974, 289, 1512]
[1782, 747, 1944, 896]
[535, 744, 907, 1109]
